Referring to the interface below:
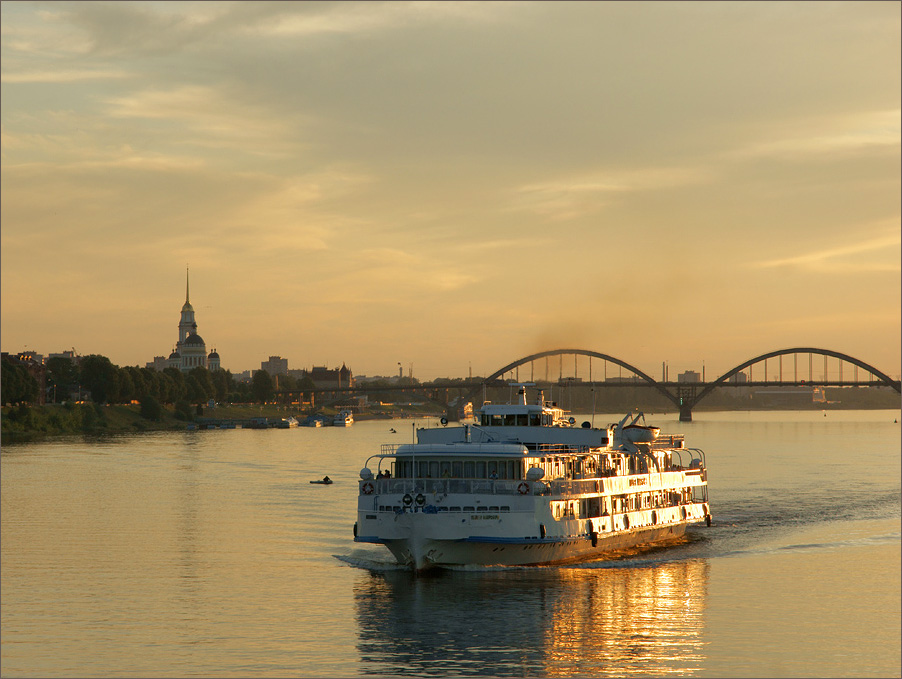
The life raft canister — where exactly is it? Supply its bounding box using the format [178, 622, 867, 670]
[402, 493, 413, 506]
[517, 482, 530, 495]
[415, 493, 426, 506]
[362, 482, 375, 495]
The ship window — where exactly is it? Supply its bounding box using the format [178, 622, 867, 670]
[488, 462, 498, 478]
[516, 414, 528, 426]
[429, 462, 440, 478]
[491, 414, 504, 426]
[452, 461, 463, 477]
[450, 507, 461, 512]
[504, 414, 516, 426]
[440, 462, 451, 478]
[489, 506, 499, 511]
[530, 414, 541, 426]
[464, 506, 475, 512]
[464, 461, 475, 478]
[501, 506, 510, 512]
[476, 461, 486, 478]
[418, 461, 429, 478]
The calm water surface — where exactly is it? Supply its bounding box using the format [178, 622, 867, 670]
[2, 410, 900, 677]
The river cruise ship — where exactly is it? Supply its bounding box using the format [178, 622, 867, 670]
[354, 385, 710, 570]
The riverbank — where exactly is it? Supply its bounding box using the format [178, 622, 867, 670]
[4, 399, 898, 443]
[0, 402, 445, 443]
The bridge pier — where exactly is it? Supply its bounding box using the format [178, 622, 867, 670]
[679, 406, 693, 422]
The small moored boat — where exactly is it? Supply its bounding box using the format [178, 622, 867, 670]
[334, 410, 354, 427]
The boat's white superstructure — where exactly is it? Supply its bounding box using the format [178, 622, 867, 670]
[354, 385, 710, 570]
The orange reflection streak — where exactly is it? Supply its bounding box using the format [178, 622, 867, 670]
[353, 559, 710, 677]
[540, 562, 709, 677]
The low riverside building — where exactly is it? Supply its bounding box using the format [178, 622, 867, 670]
[309, 363, 353, 389]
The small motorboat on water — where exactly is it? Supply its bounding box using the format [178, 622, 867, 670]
[310, 476, 333, 485]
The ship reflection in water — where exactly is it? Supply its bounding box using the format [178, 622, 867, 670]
[354, 558, 710, 677]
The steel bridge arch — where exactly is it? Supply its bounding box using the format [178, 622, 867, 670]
[472, 348, 681, 408]
[692, 347, 902, 405]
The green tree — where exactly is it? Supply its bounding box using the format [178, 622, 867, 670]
[139, 395, 163, 421]
[252, 370, 275, 403]
[118, 369, 135, 403]
[174, 399, 194, 421]
[186, 367, 215, 404]
[45, 356, 78, 403]
[1, 358, 39, 404]
[211, 369, 235, 402]
[78, 355, 120, 404]
[162, 368, 186, 404]
[124, 366, 146, 401]
[140, 368, 162, 401]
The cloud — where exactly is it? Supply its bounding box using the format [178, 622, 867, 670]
[752, 225, 901, 272]
[103, 84, 307, 159]
[508, 166, 711, 220]
[732, 109, 902, 160]
[252, 1, 516, 37]
[0, 68, 130, 84]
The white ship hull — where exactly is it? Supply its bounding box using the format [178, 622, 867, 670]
[355, 474, 709, 570]
[376, 515, 697, 570]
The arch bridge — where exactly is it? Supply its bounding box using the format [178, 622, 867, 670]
[475, 348, 900, 421]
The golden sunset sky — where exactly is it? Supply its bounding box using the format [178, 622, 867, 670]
[2, 1, 900, 380]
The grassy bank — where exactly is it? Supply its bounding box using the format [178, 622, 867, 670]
[1, 402, 444, 443]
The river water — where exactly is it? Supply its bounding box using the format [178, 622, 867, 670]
[2, 410, 899, 677]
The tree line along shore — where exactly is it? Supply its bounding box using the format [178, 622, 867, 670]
[3, 352, 898, 442]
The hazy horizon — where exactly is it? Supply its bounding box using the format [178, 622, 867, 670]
[2, 1, 900, 380]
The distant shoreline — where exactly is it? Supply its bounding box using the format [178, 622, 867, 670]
[2, 401, 899, 444]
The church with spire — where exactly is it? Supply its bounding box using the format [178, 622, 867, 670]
[147, 269, 221, 372]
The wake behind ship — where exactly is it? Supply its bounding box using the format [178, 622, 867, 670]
[354, 385, 711, 570]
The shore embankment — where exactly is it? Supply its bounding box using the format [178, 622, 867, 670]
[1, 402, 443, 443]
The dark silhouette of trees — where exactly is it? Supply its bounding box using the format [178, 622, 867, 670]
[45, 356, 78, 403]
[252, 370, 275, 403]
[78, 355, 120, 404]
[186, 367, 215, 404]
[1, 357, 39, 404]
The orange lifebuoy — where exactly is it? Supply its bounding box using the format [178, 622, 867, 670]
[362, 482, 374, 495]
[518, 482, 530, 495]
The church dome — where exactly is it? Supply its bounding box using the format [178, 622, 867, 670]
[184, 333, 205, 346]
[168, 350, 181, 359]
[208, 350, 219, 359]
